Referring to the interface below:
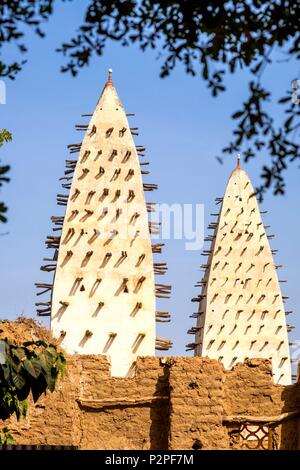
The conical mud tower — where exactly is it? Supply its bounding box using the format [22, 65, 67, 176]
[188, 157, 291, 385]
[36, 71, 172, 377]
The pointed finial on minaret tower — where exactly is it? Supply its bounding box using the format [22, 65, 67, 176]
[237, 153, 241, 169]
[107, 68, 113, 85]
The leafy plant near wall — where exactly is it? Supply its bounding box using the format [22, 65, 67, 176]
[0, 129, 11, 223]
[0, 338, 66, 421]
[0, 427, 13, 445]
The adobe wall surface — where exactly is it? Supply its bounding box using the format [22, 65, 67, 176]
[168, 357, 300, 450]
[1, 319, 300, 450]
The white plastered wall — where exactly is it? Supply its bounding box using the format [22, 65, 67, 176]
[194, 165, 291, 385]
[51, 77, 156, 377]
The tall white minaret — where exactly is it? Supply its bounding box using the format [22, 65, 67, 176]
[188, 157, 291, 385]
[36, 71, 172, 376]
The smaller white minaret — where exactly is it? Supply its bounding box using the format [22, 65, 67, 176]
[188, 157, 291, 385]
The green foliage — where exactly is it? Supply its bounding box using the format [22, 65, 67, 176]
[0, 1, 53, 80]
[0, 1, 300, 196]
[0, 338, 66, 421]
[219, 80, 300, 201]
[0, 129, 11, 223]
[0, 129, 12, 147]
[0, 427, 14, 445]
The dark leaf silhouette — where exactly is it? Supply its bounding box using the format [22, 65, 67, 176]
[1, 1, 300, 197]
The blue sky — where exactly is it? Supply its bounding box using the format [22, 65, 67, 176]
[0, 1, 299, 361]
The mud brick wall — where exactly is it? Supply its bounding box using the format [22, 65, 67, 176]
[167, 357, 300, 450]
[1, 320, 300, 450]
[77, 356, 169, 449]
[223, 359, 300, 450]
[167, 357, 228, 450]
[5, 355, 169, 450]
